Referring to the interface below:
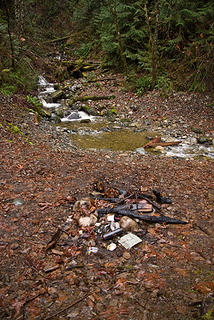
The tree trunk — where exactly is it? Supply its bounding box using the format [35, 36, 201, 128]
[144, 0, 160, 89]
[151, 0, 160, 89]
[14, 0, 25, 37]
[107, 0, 128, 75]
[3, 0, 15, 68]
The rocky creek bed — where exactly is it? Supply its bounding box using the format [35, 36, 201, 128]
[0, 71, 214, 320]
[37, 74, 214, 159]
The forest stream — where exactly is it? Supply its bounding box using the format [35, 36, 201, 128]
[38, 75, 214, 159]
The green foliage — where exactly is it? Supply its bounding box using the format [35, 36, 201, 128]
[26, 95, 42, 108]
[202, 309, 214, 320]
[74, 42, 93, 58]
[0, 83, 17, 96]
[155, 74, 173, 96]
[136, 75, 152, 95]
[6, 122, 33, 145]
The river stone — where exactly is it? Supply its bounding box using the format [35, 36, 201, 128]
[54, 109, 64, 118]
[50, 89, 64, 102]
[67, 112, 80, 120]
[154, 146, 165, 153]
[197, 136, 212, 144]
[80, 119, 91, 123]
[120, 216, 139, 232]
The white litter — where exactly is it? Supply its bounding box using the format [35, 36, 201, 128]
[118, 233, 142, 249]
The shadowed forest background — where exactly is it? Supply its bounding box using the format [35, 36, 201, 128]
[0, 0, 213, 96]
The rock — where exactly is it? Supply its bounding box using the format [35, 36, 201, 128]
[67, 112, 80, 120]
[81, 105, 98, 116]
[13, 198, 24, 206]
[54, 108, 64, 118]
[80, 119, 91, 123]
[192, 127, 205, 134]
[197, 136, 212, 145]
[50, 89, 64, 102]
[123, 251, 131, 260]
[120, 216, 139, 232]
[153, 146, 165, 153]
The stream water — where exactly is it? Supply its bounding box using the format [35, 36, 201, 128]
[38, 76, 214, 159]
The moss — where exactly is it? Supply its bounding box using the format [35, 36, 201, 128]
[202, 309, 214, 320]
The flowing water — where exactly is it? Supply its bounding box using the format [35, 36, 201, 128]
[38, 76, 214, 159]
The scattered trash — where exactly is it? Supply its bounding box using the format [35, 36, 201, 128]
[87, 247, 98, 255]
[98, 207, 187, 224]
[107, 214, 115, 222]
[103, 228, 123, 240]
[73, 197, 94, 211]
[78, 214, 97, 227]
[118, 233, 142, 249]
[51, 185, 187, 266]
[107, 243, 117, 251]
[13, 198, 24, 206]
[110, 221, 120, 231]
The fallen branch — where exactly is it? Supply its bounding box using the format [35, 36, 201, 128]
[44, 35, 71, 44]
[97, 208, 187, 224]
[143, 137, 181, 148]
[88, 78, 116, 82]
[138, 194, 161, 212]
[44, 293, 89, 320]
[145, 141, 181, 148]
[143, 137, 161, 148]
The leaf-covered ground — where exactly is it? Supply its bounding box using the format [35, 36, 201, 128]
[0, 82, 214, 320]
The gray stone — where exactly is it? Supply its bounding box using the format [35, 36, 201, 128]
[50, 89, 64, 102]
[67, 112, 80, 120]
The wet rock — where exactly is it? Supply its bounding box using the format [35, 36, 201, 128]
[54, 108, 64, 118]
[80, 119, 91, 123]
[154, 146, 166, 153]
[50, 89, 64, 102]
[197, 136, 212, 145]
[67, 112, 80, 120]
[81, 105, 98, 116]
[192, 127, 205, 134]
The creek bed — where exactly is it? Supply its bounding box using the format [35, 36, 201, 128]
[38, 76, 214, 159]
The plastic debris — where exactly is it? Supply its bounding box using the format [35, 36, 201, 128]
[107, 243, 117, 251]
[107, 214, 115, 222]
[78, 214, 97, 227]
[13, 198, 24, 206]
[118, 233, 142, 249]
[110, 221, 120, 231]
[87, 247, 98, 255]
[103, 228, 123, 240]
